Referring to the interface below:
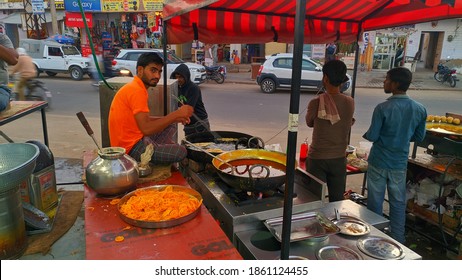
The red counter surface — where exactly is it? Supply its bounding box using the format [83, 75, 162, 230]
[83, 151, 242, 260]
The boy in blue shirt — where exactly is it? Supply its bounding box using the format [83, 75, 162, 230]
[363, 67, 427, 244]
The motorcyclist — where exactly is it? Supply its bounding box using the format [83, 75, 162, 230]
[10, 47, 36, 101]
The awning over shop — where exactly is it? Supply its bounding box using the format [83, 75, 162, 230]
[0, 11, 66, 25]
[163, 0, 462, 44]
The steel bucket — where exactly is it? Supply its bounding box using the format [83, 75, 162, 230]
[0, 143, 39, 259]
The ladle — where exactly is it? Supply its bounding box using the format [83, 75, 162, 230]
[76, 111, 102, 153]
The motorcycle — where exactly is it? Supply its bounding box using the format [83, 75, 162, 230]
[205, 65, 226, 84]
[434, 60, 458, 88]
[8, 75, 52, 107]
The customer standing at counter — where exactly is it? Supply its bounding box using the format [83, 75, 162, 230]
[363, 67, 427, 244]
[305, 60, 355, 202]
[109, 52, 193, 165]
[171, 63, 210, 137]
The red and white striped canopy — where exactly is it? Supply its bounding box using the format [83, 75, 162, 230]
[163, 0, 462, 44]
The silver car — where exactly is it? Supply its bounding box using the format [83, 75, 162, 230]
[256, 53, 351, 93]
[112, 49, 206, 84]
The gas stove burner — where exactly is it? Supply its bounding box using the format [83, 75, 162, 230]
[219, 182, 297, 206]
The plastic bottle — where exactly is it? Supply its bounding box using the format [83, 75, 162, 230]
[300, 138, 309, 160]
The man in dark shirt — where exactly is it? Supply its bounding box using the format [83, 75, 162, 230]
[171, 63, 210, 136]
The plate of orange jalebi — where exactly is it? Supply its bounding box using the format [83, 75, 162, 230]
[117, 185, 203, 228]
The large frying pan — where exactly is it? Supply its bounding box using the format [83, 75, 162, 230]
[182, 131, 262, 163]
[211, 149, 295, 192]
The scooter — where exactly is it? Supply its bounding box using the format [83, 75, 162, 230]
[434, 60, 458, 88]
[204, 65, 226, 84]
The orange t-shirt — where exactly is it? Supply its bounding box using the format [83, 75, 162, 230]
[108, 76, 149, 153]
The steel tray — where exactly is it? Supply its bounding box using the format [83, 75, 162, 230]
[264, 212, 340, 242]
[117, 185, 202, 229]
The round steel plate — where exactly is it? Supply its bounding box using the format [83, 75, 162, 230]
[357, 236, 405, 260]
[117, 185, 202, 229]
[275, 255, 309, 260]
[316, 245, 362, 260]
[333, 218, 371, 236]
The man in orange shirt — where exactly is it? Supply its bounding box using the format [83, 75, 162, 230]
[109, 52, 193, 165]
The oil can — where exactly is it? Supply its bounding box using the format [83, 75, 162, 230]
[19, 141, 58, 218]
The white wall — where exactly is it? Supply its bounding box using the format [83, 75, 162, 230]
[408, 19, 462, 60]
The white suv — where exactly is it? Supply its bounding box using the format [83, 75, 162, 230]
[112, 49, 206, 84]
[256, 53, 351, 93]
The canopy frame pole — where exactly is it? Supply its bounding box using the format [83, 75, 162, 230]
[162, 20, 169, 116]
[350, 25, 363, 100]
[280, 0, 306, 260]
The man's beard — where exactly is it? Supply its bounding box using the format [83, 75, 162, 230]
[141, 75, 158, 87]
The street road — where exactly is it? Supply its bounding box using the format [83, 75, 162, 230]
[1, 75, 461, 161]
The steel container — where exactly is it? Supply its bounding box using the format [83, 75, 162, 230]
[0, 143, 39, 259]
[85, 147, 139, 196]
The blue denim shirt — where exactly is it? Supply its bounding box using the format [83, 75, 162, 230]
[363, 94, 427, 169]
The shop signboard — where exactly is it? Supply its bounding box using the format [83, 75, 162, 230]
[101, 31, 112, 50]
[32, 0, 45, 15]
[64, 0, 102, 12]
[144, 0, 162, 11]
[65, 12, 93, 28]
[44, 0, 65, 9]
[311, 44, 326, 59]
[101, 0, 162, 12]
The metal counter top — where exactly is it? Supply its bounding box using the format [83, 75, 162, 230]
[234, 200, 421, 260]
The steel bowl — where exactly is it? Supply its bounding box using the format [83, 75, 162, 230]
[0, 143, 39, 192]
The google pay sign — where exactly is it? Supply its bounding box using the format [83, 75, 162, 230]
[64, 0, 102, 12]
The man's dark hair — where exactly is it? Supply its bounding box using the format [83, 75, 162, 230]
[322, 60, 347, 87]
[136, 52, 164, 69]
[387, 67, 412, 91]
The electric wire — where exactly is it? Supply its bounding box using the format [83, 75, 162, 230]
[264, 87, 323, 144]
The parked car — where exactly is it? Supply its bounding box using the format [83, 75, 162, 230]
[112, 49, 207, 84]
[256, 53, 351, 93]
[19, 39, 91, 80]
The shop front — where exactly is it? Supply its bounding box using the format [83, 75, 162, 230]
[64, 0, 164, 57]
[372, 32, 407, 71]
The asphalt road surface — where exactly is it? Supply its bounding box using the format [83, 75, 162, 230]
[2, 75, 461, 162]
